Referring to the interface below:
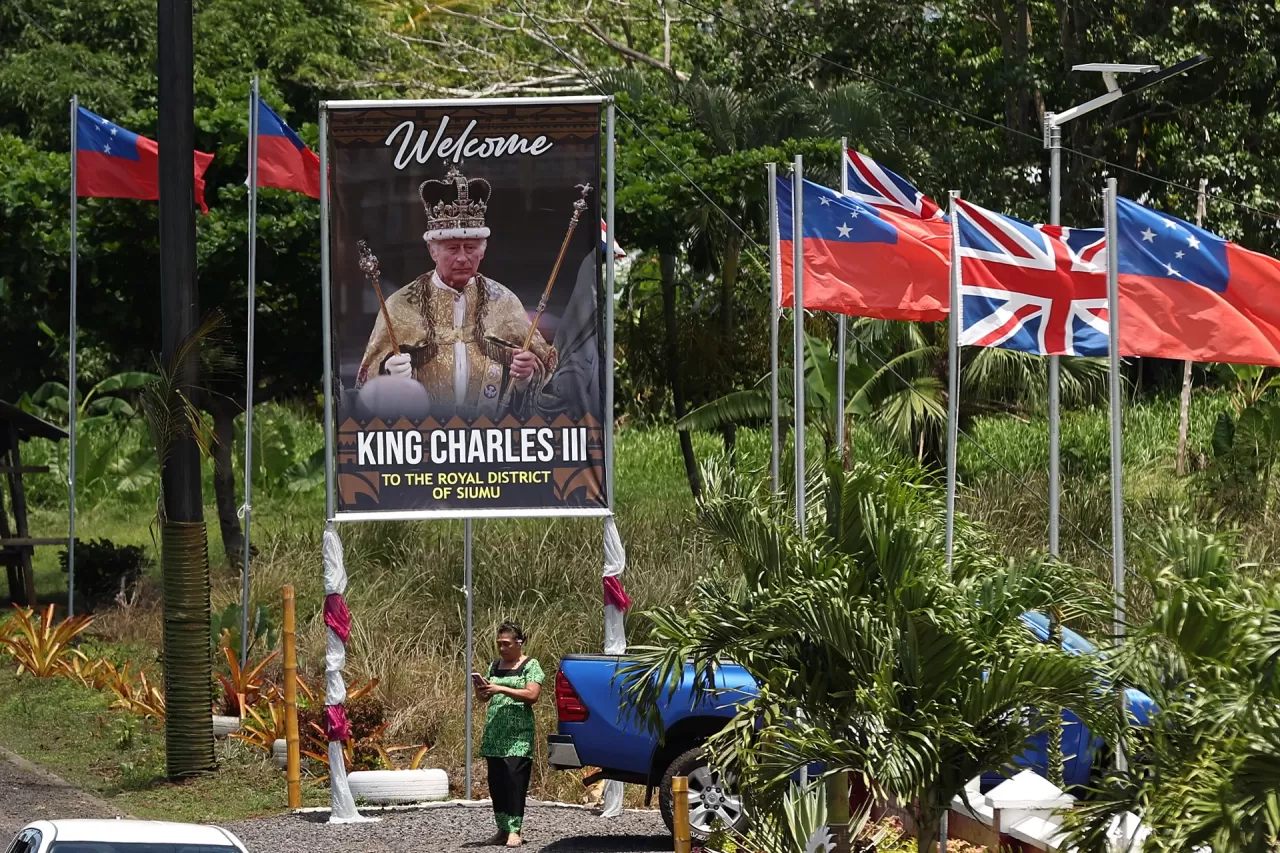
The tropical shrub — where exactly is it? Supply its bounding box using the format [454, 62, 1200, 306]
[59, 538, 148, 611]
[1063, 516, 1280, 851]
[0, 604, 94, 677]
[622, 457, 1110, 853]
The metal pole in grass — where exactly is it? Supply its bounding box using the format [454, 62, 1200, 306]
[1104, 177, 1127, 773]
[241, 74, 259, 670]
[464, 517, 474, 799]
[319, 103, 335, 523]
[283, 584, 301, 808]
[68, 93, 78, 618]
[767, 161, 780, 494]
[836, 137, 848, 467]
[791, 155, 805, 537]
[945, 190, 961, 571]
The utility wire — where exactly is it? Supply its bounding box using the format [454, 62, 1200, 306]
[515, 0, 1142, 572]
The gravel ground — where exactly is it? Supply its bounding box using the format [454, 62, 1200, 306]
[0, 747, 668, 853]
[0, 747, 123, 840]
[225, 804, 671, 853]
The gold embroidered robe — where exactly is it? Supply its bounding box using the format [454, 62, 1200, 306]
[356, 272, 555, 421]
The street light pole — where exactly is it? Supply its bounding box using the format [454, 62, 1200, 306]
[1041, 53, 1208, 559]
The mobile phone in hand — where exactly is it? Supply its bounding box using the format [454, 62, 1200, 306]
[471, 672, 487, 687]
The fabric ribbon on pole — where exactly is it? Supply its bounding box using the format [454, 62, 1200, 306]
[322, 523, 375, 823]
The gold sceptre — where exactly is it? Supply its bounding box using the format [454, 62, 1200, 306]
[499, 182, 592, 405]
[357, 239, 401, 356]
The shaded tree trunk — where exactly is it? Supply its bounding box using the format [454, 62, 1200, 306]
[209, 396, 244, 567]
[719, 233, 742, 461]
[662, 252, 702, 499]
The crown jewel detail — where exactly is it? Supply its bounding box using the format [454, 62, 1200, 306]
[419, 165, 492, 239]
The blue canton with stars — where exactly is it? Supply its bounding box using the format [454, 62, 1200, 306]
[777, 177, 899, 245]
[1117, 196, 1229, 293]
[76, 106, 142, 162]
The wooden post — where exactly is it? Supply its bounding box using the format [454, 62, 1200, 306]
[6, 426, 37, 607]
[672, 776, 691, 853]
[283, 584, 301, 809]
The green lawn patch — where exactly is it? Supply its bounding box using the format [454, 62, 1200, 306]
[0, 666, 326, 822]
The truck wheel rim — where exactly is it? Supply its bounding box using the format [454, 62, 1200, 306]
[686, 765, 743, 832]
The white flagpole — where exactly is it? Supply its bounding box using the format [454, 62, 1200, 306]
[241, 75, 259, 669]
[945, 191, 961, 570]
[767, 162, 780, 494]
[1104, 177, 1127, 772]
[836, 138, 848, 466]
[792, 155, 806, 536]
[68, 95, 79, 617]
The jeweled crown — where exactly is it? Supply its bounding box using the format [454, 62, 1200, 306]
[419, 165, 492, 241]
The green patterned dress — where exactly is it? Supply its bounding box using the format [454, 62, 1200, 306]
[481, 657, 545, 834]
[480, 657, 544, 758]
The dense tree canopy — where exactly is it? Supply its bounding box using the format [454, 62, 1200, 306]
[3, 0, 1279, 417]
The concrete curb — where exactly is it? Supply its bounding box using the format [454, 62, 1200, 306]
[292, 798, 654, 817]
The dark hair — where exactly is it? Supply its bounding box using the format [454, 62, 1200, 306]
[497, 620, 525, 643]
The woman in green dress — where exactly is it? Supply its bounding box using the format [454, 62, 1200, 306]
[475, 620, 545, 847]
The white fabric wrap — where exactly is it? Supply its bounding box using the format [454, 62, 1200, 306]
[322, 524, 370, 823]
[601, 515, 627, 818]
[323, 522, 348, 595]
[602, 515, 627, 656]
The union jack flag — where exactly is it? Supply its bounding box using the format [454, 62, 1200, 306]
[957, 197, 1107, 356]
[844, 149, 944, 220]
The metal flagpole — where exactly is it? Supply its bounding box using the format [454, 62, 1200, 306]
[1045, 118, 1062, 559]
[464, 518, 474, 799]
[1104, 177, 1127, 772]
[240, 76, 260, 669]
[605, 102, 616, 509]
[945, 191, 961, 570]
[319, 105, 335, 522]
[836, 138, 848, 466]
[792, 155, 805, 537]
[767, 163, 780, 494]
[68, 95, 79, 617]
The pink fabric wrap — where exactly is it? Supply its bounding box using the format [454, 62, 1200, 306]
[603, 576, 632, 611]
[323, 704, 351, 742]
[324, 592, 352, 643]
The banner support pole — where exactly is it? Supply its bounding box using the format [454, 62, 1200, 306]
[604, 101, 616, 509]
[464, 517, 475, 800]
[792, 156, 805, 537]
[68, 94, 78, 617]
[836, 138, 848, 466]
[1104, 177, 1127, 772]
[945, 191, 961, 570]
[767, 163, 780, 494]
[319, 105, 335, 522]
[241, 75, 259, 669]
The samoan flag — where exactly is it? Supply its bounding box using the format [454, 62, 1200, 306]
[843, 149, 945, 220]
[957, 198, 1107, 356]
[778, 176, 950, 321]
[1116, 197, 1280, 366]
[76, 106, 214, 214]
[255, 100, 320, 198]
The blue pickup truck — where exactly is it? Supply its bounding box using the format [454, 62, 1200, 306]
[547, 612, 1155, 840]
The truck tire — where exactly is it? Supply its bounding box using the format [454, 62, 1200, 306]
[659, 746, 749, 842]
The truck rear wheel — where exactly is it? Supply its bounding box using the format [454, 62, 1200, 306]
[659, 746, 749, 842]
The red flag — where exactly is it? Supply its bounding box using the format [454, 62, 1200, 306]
[76, 106, 214, 214]
[255, 100, 320, 198]
[1117, 196, 1280, 366]
[778, 176, 950, 321]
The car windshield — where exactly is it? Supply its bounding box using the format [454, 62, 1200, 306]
[50, 840, 238, 845]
